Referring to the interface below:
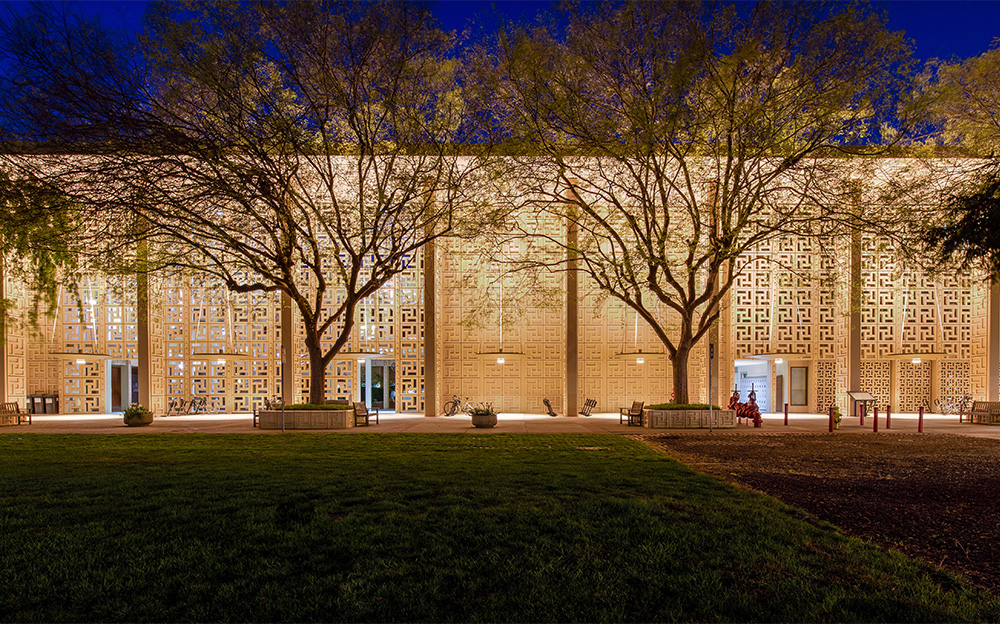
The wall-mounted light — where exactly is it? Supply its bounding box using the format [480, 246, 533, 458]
[775, 358, 784, 364]
[497, 357, 505, 364]
[75, 358, 86, 365]
[911, 357, 922, 365]
[636, 357, 645, 364]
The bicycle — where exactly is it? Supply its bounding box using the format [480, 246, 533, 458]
[935, 393, 972, 416]
[442, 394, 468, 416]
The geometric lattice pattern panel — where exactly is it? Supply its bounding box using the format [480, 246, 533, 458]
[860, 361, 891, 410]
[815, 360, 837, 413]
[730, 236, 830, 362]
[578, 293, 673, 414]
[162, 276, 280, 413]
[439, 233, 564, 415]
[861, 238, 972, 360]
[939, 360, 971, 404]
[897, 361, 931, 413]
[969, 279, 990, 400]
[3, 269, 28, 407]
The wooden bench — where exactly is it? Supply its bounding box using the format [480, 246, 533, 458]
[968, 401, 1000, 425]
[579, 398, 596, 417]
[620, 400, 644, 426]
[0, 401, 28, 426]
[353, 402, 379, 426]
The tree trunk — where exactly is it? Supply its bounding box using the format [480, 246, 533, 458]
[305, 331, 327, 405]
[671, 342, 691, 405]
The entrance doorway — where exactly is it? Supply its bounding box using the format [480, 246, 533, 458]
[359, 359, 396, 410]
[108, 361, 131, 412]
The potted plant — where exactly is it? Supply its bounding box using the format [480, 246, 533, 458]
[469, 403, 498, 428]
[123, 403, 154, 427]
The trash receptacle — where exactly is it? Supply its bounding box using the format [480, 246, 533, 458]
[28, 394, 44, 414]
[43, 394, 59, 414]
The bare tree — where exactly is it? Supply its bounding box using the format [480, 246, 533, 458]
[0, 1, 488, 403]
[470, 1, 920, 402]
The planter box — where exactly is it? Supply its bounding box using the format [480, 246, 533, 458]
[643, 409, 736, 429]
[257, 409, 354, 430]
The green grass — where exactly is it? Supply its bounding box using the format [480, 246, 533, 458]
[0, 434, 996, 622]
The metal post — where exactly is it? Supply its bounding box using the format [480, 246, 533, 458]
[281, 397, 286, 433]
[886, 404, 891, 429]
[918, 406, 924, 433]
[860, 402, 865, 426]
[784, 402, 788, 426]
[829, 406, 834, 432]
[873, 406, 878, 433]
[709, 344, 714, 433]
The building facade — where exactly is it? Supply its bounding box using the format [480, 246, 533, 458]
[1, 165, 997, 417]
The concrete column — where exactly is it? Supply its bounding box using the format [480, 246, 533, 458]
[423, 234, 437, 417]
[848, 184, 863, 417]
[988, 277, 1000, 401]
[565, 183, 580, 417]
[365, 359, 373, 406]
[281, 292, 294, 405]
[0, 254, 7, 404]
[136, 245, 152, 408]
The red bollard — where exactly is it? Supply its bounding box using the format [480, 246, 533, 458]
[860, 402, 865, 426]
[873, 406, 878, 433]
[784, 402, 789, 426]
[886, 405, 891, 429]
[918, 406, 924, 433]
[829, 406, 834, 432]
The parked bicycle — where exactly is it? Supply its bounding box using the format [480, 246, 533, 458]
[443, 394, 471, 416]
[935, 393, 972, 416]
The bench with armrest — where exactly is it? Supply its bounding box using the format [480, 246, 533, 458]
[968, 401, 1000, 425]
[353, 402, 379, 426]
[0, 401, 28, 425]
[620, 400, 644, 426]
[579, 398, 596, 417]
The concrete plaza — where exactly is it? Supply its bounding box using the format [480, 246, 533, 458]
[5, 410, 1000, 439]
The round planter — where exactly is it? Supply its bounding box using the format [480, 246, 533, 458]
[124, 412, 154, 427]
[471, 412, 498, 428]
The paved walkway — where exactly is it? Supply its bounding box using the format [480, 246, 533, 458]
[5, 410, 1000, 439]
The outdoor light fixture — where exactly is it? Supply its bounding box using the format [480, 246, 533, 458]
[885, 352, 951, 364]
[497, 356, 505, 364]
[636, 357, 645, 364]
[775, 358, 784, 364]
[75, 358, 86, 365]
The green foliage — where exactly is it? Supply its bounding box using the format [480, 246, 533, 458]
[0, 171, 79, 324]
[282, 403, 353, 411]
[645, 403, 723, 411]
[468, 403, 497, 417]
[924, 172, 1000, 277]
[122, 403, 153, 422]
[0, 434, 996, 622]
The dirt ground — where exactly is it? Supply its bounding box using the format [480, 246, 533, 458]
[639, 432, 1000, 595]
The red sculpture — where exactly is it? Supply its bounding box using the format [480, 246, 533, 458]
[730, 384, 762, 427]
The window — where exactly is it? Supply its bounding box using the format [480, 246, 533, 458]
[790, 366, 808, 406]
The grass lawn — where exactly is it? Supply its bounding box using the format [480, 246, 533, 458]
[0, 433, 996, 622]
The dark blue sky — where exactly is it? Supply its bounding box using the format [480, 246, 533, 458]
[16, 0, 1000, 62]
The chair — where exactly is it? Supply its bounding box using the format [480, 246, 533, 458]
[620, 400, 644, 426]
[579, 398, 596, 417]
[353, 402, 379, 426]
